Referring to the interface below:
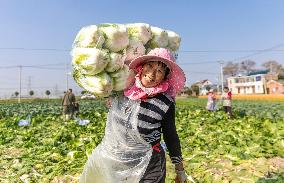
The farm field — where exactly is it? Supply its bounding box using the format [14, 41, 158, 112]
[0, 98, 284, 183]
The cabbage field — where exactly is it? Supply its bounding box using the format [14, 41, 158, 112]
[0, 98, 284, 183]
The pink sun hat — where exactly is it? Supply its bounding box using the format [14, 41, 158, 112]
[129, 48, 186, 96]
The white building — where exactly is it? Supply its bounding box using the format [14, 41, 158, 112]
[194, 80, 214, 95]
[227, 74, 266, 94]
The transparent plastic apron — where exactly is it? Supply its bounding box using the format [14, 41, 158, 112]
[80, 96, 153, 183]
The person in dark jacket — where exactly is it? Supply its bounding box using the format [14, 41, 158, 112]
[62, 88, 76, 120]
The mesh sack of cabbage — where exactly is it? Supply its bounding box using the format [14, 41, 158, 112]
[71, 23, 181, 97]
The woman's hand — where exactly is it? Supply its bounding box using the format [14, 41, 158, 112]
[175, 170, 187, 183]
[175, 163, 187, 183]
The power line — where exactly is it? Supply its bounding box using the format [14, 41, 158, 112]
[184, 71, 218, 75]
[227, 43, 284, 62]
[179, 61, 219, 65]
[0, 47, 70, 52]
[0, 47, 284, 53]
[0, 86, 76, 90]
[0, 62, 68, 69]
[179, 49, 284, 53]
[24, 63, 68, 67]
[24, 66, 66, 70]
[180, 44, 284, 65]
[0, 45, 282, 68]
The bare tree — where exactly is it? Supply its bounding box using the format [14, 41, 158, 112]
[278, 67, 284, 79]
[240, 60, 256, 73]
[223, 62, 239, 76]
[262, 60, 283, 74]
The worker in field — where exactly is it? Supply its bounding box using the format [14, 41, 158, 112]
[221, 87, 233, 118]
[206, 88, 217, 111]
[62, 88, 76, 121]
[79, 48, 188, 183]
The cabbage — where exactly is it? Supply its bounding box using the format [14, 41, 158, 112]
[73, 25, 105, 48]
[72, 48, 109, 75]
[126, 23, 152, 45]
[166, 30, 181, 51]
[71, 23, 182, 97]
[99, 24, 129, 52]
[109, 65, 130, 91]
[125, 38, 146, 64]
[73, 69, 113, 97]
[147, 27, 168, 48]
[105, 52, 125, 73]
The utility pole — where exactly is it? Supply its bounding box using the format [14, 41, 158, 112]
[66, 72, 69, 91]
[66, 63, 69, 92]
[216, 76, 220, 94]
[18, 65, 22, 103]
[66, 63, 71, 91]
[27, 76, 32, 93]
[66, 72, 72, 91]
[269, 62, 273, 81]
[219, 61, 224, 94]
[54, 84, 59, 98]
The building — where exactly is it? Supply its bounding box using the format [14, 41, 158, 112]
[194, 80, 214, 95]
[227, 74, 266, 94]
[266, 80, 284, 94]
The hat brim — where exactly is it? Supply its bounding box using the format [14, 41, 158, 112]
[129, 55, 186, 94]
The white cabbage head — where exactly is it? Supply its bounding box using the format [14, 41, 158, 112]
[73, 25, 105, 48]
[73, 69, 113, 97]
[125, 38, 146, 64]
[99, 24, 129, 52]
[147, 27, 169, 48]
[109, 65, 130, 91]
[71, 48, 110, 75]
[105, 52, 125, 73]
[166, 30, 181, 51]
[126, 23, 152, 45]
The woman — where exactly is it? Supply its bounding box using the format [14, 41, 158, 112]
[221, 87, 233, 118]
[80, 48, 187, 183]
[206, 89, 217, 111]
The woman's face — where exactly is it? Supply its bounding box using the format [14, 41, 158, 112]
[141, 61, 167, 88]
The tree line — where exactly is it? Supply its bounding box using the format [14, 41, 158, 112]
[13, 90, 51, 98]
[223, 60, 284, 77]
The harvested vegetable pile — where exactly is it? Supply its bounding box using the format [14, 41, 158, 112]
[71, 23, 181, 97]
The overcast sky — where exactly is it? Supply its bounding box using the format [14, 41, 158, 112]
[0, 0, 283, 97]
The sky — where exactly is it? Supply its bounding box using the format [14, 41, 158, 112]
[0, 0, 283, 97]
